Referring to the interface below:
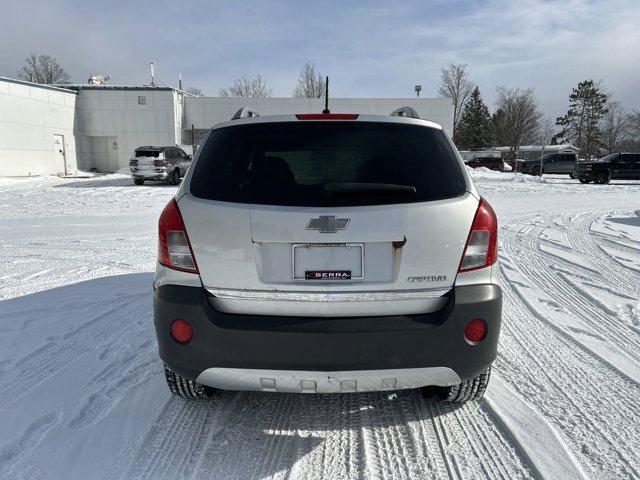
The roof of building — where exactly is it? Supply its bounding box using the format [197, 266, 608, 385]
[494, 144, 579, 152]
[55, 84, 195, 95]
[0, 76, 78, 94]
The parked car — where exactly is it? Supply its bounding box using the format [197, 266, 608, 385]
[153, 108, 502, 403]
[465, 156, 504, 171]
[575, 153, 640, 184]
[520, 152, 578, 176]
[129, 146, 192, 185]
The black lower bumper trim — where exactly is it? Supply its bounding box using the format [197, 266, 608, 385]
[154, 284, 502, 383]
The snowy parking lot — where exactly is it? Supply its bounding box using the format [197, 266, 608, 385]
[0, 171, 639, 479]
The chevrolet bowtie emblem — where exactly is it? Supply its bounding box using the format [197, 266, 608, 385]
[306, 215, 350, 233]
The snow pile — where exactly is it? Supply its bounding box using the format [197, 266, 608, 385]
[466, 165, 548, 184]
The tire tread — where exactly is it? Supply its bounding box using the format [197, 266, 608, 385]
[163, 365, 215, 399]
[441, 366, 491, 403]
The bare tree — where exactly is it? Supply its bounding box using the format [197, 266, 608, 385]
[17, 54, 71, 84]
[629, 111, 640, 139]
[219, 75, 272, 98]
[495, 87, 543, 153]
[293, 62, 325, 98]
[535, 117, 557, 146]
[186, 87, 203, 96]
[600, 101, 631, 154]
[438, 64, 474, 138]
[619, 110, 640, 151]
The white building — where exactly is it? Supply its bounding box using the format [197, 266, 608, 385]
[0, 76, 454, 176]
[73, 86, 185, 172]
[0, 78, 78, 176]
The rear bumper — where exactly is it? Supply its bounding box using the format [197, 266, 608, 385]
[130, 168, 169, 180]
[153, 284, 502, 392]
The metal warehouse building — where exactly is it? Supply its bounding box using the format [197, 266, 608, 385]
[0, 76, 454, 177]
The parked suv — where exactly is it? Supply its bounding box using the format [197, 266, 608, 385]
[465, 156, 504, 171]
[129, 146, 192, 185]
[576, 153, 640, 184]
[520, 152, 578, 176]
[154, 109, 502, 403]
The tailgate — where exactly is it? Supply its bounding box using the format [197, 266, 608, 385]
[180, 193, 477, 292]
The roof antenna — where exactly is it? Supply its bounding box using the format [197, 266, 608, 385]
[322, 76, 330, 114]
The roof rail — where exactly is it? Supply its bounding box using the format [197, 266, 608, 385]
[231, 107, 260, 120]
[390, 106, 421, 119]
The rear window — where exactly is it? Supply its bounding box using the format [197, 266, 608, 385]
[190, 122, 466, 206]
[135, 149, 160, 157]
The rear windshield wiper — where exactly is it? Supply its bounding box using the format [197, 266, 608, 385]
[322, 183, 417, 196]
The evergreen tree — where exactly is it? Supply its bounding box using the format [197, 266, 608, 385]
[455, 86, 495, 149]
[556, 80, 608, 158]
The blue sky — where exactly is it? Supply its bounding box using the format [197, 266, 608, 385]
[2, 0, 639, 118]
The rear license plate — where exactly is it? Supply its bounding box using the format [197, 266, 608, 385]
[292, 243, 363, 280]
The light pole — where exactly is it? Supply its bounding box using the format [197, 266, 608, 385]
[414, 85, 422, 98]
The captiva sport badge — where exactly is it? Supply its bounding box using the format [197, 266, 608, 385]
[305, 270, 351, 280]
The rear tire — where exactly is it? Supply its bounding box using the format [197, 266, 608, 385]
[594, 170, 611, 184]
[531, 166, 542, 176]
[425, 366, 491, 403]
[164, 365, 216, 399]
[170, 169, 181, 186]
[133, 178, 144, 185]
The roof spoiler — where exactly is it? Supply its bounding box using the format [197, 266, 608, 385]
[231, 107, 260, 120]
[390, 106, 421, 119]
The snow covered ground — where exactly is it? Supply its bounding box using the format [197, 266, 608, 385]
[0, 171, 639, 479]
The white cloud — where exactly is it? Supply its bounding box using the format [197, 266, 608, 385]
[1, 0, 638, 117]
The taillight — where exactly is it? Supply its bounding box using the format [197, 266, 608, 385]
[129, 159, 138, 166]
[458, 198, 498, 272]
[295, 113, 359, 120]
[154, 159, 168, 167]
[158, 199, 198, 273]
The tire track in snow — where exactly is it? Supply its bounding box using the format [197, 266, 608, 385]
[496, 281, 640, 478]
[435, 400, 522, 480]
[0, 412, 60, 478]
[484, 375, 588, 480]
[503, 257, 640, 385]
[566, 212, 640, 289]
[503, 222, 640, 367]
[125, 388, 534, 480]
[126, 394, 233, 480]
[0, 293, 148, 407]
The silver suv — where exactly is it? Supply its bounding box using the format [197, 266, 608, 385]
[129, 146, 192, 185]
[153, 108, 502, 402]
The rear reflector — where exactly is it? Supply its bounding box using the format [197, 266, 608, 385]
[458, 198, 498, 272]
[464, 319, 487, 343]
[158, 199, 198, 273]
[295, 113, 359, 120]
[171, 319, 193, 343]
